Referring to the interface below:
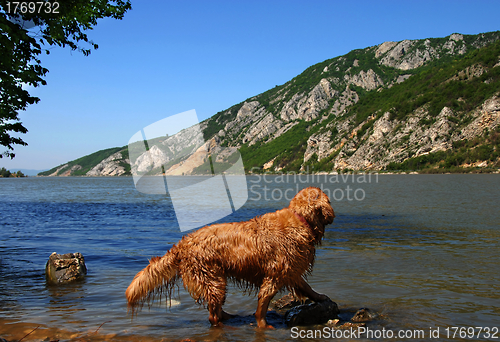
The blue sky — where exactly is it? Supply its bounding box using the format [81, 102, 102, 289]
[2, 0, 500, 171]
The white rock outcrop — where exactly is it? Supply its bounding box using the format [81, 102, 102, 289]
[86, 152, 128, 176]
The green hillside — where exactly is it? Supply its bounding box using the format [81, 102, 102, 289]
[38, 147, 128, 176]
[224, 34, 500, 173]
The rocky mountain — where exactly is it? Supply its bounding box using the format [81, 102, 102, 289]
[39, 31, 500, 176]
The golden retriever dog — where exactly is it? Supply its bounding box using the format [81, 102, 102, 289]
[126, 187, 335, 328]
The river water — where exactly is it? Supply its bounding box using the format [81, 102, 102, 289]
[0, 174, 499, 341]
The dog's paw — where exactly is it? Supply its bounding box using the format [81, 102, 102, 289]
[210, 322, 224, 328]
[255, 320, 275, 329]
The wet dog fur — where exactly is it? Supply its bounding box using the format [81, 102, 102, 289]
[125, 186, 335, 328]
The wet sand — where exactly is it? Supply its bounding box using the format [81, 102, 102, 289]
[0, 318, 167, 342]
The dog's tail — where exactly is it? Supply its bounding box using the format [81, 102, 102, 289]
[125, 249, 179, 310]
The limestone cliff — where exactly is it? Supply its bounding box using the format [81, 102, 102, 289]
[86, 151, 128, 176]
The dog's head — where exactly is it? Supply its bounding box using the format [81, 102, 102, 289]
[289, 187, 335, 241]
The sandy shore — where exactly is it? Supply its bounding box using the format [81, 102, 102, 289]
[0, 318, 176, 342]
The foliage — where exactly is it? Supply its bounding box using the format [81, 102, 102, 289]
[0, 0, 131, 158]
[0, 166, 11, 177]
[0, 166, 25, 177]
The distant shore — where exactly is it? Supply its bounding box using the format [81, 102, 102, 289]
[29, 168, 500, 177]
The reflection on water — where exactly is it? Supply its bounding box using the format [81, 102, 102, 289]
[0, 175, 499, 341]
[46, 281, 88, 322]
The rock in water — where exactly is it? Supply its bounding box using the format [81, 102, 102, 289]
[284, 298, 340, 327]
[271, 293, 311, 311]
[45, 252, 87, 285]
[351, 308, 375, 322]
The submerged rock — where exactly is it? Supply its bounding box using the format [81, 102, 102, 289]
[271, 293, 311, 312]
[351, 307, 376, 322]
[327, 320, 366, 329]
[274, 293, 380, 328]
[284, 297, 339, 327]
[45, 252, 87, 285]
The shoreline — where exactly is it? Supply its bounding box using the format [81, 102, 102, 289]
[0, 318, 166, 342]
[28, 169, 500, 178]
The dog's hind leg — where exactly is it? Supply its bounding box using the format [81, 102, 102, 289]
[208, 302, 224, 327]
[205, 276, 228, 327]
[255, 278, 280, 329]
[207, 306, 234, 326]
[295, 278, 329, 302]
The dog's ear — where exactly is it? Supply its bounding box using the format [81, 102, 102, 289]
[301, 187, 335, 224]
[320, 195, 335, 225]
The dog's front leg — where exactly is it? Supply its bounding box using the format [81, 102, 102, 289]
[255, 278, 279, 329]
[296, 278, 329, 302]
